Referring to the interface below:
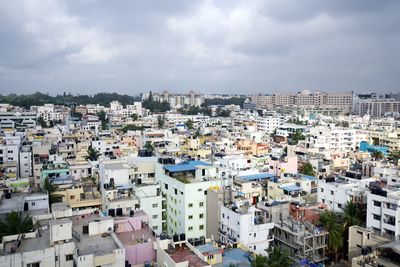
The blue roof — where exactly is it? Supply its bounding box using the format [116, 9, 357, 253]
[239, 173, 277, 181]
[299, 174, 316, 181]
[163, 160, 211, 173]
[280, 185, 301, 192]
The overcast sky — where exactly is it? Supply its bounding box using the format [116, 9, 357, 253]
[0, 0, 399, 95]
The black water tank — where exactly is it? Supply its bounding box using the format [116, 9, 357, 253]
[137, 179, 142, 185]
[173, 234, 179, 242]
[108, 209, 115, 217]
[130, 210, 134, 217]
[116, 208, 123, 216]
[180, 233, 186, 241]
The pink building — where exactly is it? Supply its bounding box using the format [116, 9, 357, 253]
[115, 211, 156, 266]
[267, 156, 298, 177]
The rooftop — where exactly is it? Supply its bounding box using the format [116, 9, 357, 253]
[166, 242, 208, 267]
[163, 160, 211, 173]
[239, 173, 277, 181]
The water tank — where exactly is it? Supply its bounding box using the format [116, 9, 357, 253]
[180, 233, 186, 241]
[137, 179, 142, 185]
[116, 208, 123, 216]
[130, 210, 135, 217]
[173, 234, 179, 242]
[108, 209, 115, 217]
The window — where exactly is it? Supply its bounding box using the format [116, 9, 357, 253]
[152, 203, 158, 208]
[198, 188, 202, 192]
[373, 214, 381, 220]
[254, 246, 256, 250]
[174, 188, 177, 195]
[199, 225, 204, 230]
[207, 254, 214, 260]
[222, 213, 225, 218]
[199, 202, 204, 207]
[322, 199, 325, 203]
[338, 203, 342, 208]
[27, 263, 40, 267]
[188, 203, 193, 208]
[152, 214, 158, 219]
[70, 196, 75, 200]
[320, 188, 324, 192]
[204, 190, 207, 195]
[373, 201, 381, 207]
[153, 226, 158, 230]
[164, 183, 168, 190]
[188, 226, 193, 231]
[31, 202, 35, 206]
[254, 233, 256, 237]
[189, 215, 193, 220]
[330, 190, 334, 195]
[199, 213, 204, 219]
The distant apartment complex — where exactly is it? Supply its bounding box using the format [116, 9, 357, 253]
[251, 91, 353, 113]
[142, 90, 205, 108]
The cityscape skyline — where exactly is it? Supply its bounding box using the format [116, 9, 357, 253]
[1, 0, 400, 94]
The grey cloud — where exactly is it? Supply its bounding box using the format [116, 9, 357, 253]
[0, 0, 399, 95]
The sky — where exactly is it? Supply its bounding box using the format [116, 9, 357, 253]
[0, 0, 399, 95]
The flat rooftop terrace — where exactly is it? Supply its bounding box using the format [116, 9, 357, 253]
[166, 243, 208, 267]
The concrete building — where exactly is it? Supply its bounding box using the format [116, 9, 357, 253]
[156, 159, 221, 239]
[366, 187, 400, 240]
[273, 217, 329, 263]
[219, 205, 274, 256]
[358, 98, 400, 118]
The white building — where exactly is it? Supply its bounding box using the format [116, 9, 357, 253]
[219, 205, 274, 256]
[317, 177, 374, 212]
[256, 116, 283, 134]
[366, 187, 400, 240]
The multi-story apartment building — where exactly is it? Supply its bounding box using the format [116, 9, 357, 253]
[318, 177, 374, 213]
[156, 159, 221, 239]
[366, 187, 400, 240]
[219, 205, 274, 256]
[358, 98, 400, 118]
[142, 90, 205, 108]
[251, 91, 353, 113]
[256, 115, 283, 134]
[35, 104, 70, 123]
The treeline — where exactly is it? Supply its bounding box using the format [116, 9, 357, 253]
[0, 92, 141, 108]
[203, 97, 246, 107]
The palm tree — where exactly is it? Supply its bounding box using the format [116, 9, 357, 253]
[266, 246, 292, 267]
[299, 162, 315, 176]
[251, 254, 267, 267]
[320, 211, 344, 261]
[370, 150, 383, 160]
[341, 200, 362, 228]
[0, 211, 35, 238]
[290, 129, 305, 145]
[85, 146, 101, 161]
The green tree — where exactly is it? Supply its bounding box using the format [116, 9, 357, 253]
[130, 114, 138, 121]
[121, 124, 143, 133]
[299, 162, 315, 176]
[0, 211, 35, 238]
[185, 119, 194, 129]
[251, 254, 267, 267]
[144, 141, 154, 154]
[157, 115, 165, 128]
[97, 111, 108, 130]
[320, 211, 344, 261]
[341, 200, 362, 228]
[290, 129, 305, 145]
[388, 150, 400, 165]
[43, 177, 60, 205]
[37, 116, 47, 127]
[84, 146, 101, 161]
[370, 150, 384, 160]
[266, 246, 292, 267]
